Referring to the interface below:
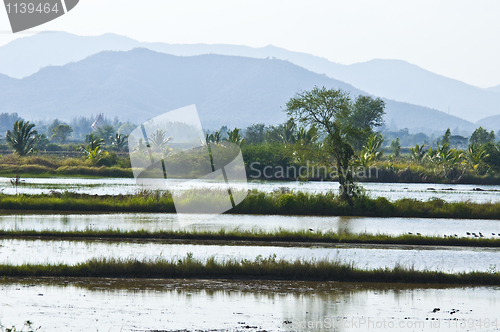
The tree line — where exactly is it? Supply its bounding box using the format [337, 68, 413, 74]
[3, 86, 500, 199]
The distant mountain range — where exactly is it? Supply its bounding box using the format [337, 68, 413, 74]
[1, 32, 500, 129]
[0, 48, 476, 133]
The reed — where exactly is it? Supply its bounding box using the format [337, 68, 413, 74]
[2, 229, 500, 248]
[1, 255, 499, 285]
[1, 190, 500, 219]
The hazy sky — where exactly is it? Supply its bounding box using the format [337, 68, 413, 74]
[1, 0, 499, 88]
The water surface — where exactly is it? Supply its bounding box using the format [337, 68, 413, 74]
[1, 239, 499, 273]
[1, 212, 500, 239]
[0, 278, 498, 331]
[1, 177, 500, 202]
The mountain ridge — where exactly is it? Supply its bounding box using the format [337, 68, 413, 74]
[1, 32, 499, 124]
[0, 48, 476, 134]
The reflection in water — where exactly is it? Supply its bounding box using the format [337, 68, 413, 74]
[0, 278, 498, 332]
[1, 177, 500, 202]
[1, 212, 500, 239]
[1, 239, 500, 272]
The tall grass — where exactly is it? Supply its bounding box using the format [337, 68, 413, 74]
[2, 190, 500, 219]
[234, 191, 500, 219]
[0, 154, 133, 178]
[0, 255, 499, 285]
[0, 191, 175, 212]
[2, 153, 500, 184]
[2, 228, 500, 248]
[0, 164, 133, 178]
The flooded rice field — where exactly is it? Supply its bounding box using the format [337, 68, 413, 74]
[2, 178, 500, 330]
[1, 177, 500, 202]
[1, 239, 499, 273]
[1, 278, 499, 332]
[1, 212, 500, 239]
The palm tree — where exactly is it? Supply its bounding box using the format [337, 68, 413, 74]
[363, 133, 384, 159]
[356, 133, 384, 167]
[150, 129, 172, 148]
[226, 128, 244, 145]
[111, 133, 129, 151]
[205, 131, 222, 145]
[435, 143, 455, 164]
[5, 120, 39, 156]
[409, 144, 427, 163]
[79, 133, 106, 160]
[465, 144, 489, 171]
[295, 125, 319, 146]
[288, 125, 320, 164]
[149, 129, 172, 158]
[280, 118, 296, 145]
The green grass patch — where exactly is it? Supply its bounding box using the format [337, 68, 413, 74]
[1, 190, 500, 219]
[2, 228, 500, 248]
[1, 255, 499, 285]
[0, 191, 175, 212]
[0, 165, 133, 178]
[0, 155, 134, 178]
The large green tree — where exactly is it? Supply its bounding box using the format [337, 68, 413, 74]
[6, 120, 39, 156]
[244, 124, 266, 144]
[441, 128, 451, 146]
[285, 86, 385, 200]
[349, 95, 386, 150]
[470, 127, 495, 146]
[50, 124, 73, 143]
[96, 125, 116, 145]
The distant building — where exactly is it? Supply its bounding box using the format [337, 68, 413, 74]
[91, 113, 106, 131]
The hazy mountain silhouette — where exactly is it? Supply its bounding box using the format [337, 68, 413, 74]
[328, 59, 500, 123]
[476, 115, 500, 132]
[0, 32, 499, 125]
[0, 32, 140, 79]
[0, 48, 475, 133]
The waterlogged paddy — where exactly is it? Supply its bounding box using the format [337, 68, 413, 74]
[1, 239, 499, 273]
[1, 177, 500, 202]
[2, 213, 500, 239]
[0, 278, 499, 332]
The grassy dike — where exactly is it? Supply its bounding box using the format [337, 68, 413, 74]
[1, 190, 500, 219]
[2, 229, 500, 248]
[1, 255, 500, 285]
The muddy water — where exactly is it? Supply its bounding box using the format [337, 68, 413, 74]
[0, 278, 499, 332]
[1, 212, 500, 239]
[1, 239, 499, 272]
[1, 177, 500, 202]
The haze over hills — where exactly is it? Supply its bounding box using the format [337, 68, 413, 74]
[326, 59, 500, 124]
[477, 115, 500, 131]
[0, 48, 475, 133]
[0, 32, 499, 127]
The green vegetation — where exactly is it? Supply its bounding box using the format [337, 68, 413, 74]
[2, 89, 500, 186]
[0, 155, 132, 177]
[2, 190, 500, 219]
[78, 134, 108, 161]
[1, 255, 500, 285]
[110, 133, 129, 151]
[2, 228, 500, 248]
[50, 124, 73, 144]
[5, 120, 39, 156]
[286, 87, 385, 200]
